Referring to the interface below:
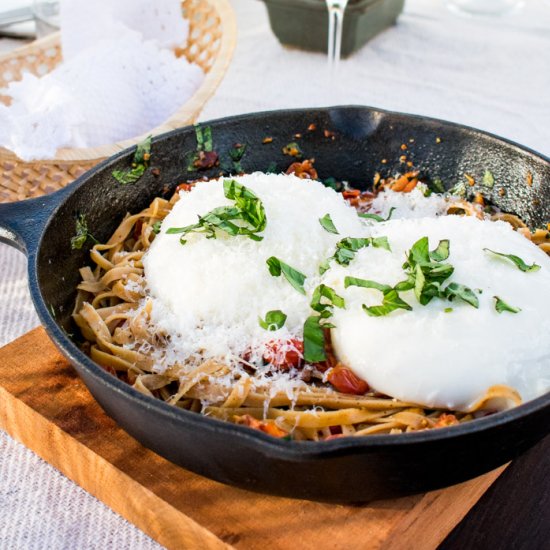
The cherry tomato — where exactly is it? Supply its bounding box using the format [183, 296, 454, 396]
[175, 182, 195, 193]
[263, 339, 304, 370]
[327, 365, 369, 395]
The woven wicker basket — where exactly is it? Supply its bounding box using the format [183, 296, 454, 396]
[0, 0, 236, 203]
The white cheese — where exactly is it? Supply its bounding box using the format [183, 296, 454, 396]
[143, 172, 364, 366]
[327, 215, 550, 411]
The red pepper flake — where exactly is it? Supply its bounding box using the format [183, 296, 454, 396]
[465, 174, 475, 186]
[406, 161, 413, 168]
[282, 142, 303, 158]
[176, 182, 195, 193]
[381, 159, 388, 164]
[526, 171, 533, 186]
[193, 150, 219, 170]
[323, 129, 336, 140]
[498, 188, 506, 197]
[285, 159, 318, 180]
[434, 413, 459, 428]
[294, 133, 302, 139]
[262, 137, 273, 144]
[400, 144, 407, 151]
[234, 415, 289, 438]
[150, 167, 161, 177]
[399, 155, 407, 163]
[307, 123, 317, 132]
[473, 192, 485, 207]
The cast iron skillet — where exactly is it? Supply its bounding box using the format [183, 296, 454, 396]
[1, 106, 549, 503]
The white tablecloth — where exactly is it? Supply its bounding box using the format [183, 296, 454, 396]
[1, 1, 549, 548]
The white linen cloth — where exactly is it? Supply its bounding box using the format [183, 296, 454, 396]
[1, 0, 549, 547]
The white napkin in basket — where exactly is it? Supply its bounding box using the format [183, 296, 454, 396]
[0, 0, 204, 161]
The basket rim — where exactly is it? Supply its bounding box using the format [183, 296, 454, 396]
[0, 0, 237, 164]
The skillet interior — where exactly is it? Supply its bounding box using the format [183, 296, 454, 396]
[33, 106, 550, 502]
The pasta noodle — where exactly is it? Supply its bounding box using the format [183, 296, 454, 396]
[73, 178, 540, 441]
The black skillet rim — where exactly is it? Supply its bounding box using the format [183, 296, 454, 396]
[27, 105, 550, 460]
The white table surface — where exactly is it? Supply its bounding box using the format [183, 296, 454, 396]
[1, 1, 549, 548]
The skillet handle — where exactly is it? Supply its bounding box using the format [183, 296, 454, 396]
[0, 188, 69, 255]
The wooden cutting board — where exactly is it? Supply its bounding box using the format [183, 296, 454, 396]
[0, 327, 506, 550]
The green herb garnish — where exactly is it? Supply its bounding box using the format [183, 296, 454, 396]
[448, 181, 467, 198]
[319, 235, 391, 274]
[363, 289, 413, 317]
[186, 125, 218, 171]
[166, 179, 266, 244]
[303, 315, 326, 363]
[482, 170, 495, 188]
[483, 248, 540, 272]
[444, 307, 453, 313]
[229, 143, 246, 173]
[322, 177, 343, 192]
[494, 296, 521, 314]
[430, 239, 450, 262]
[319, 213, 339, 234]
[442, 282, 479, 308]
[112, 135, 152, 185]
[430, 177, 445, 194]
[152, 221, 162, 234]
[266, 257, 306, 295]
[358, 207, 396, 223]
[259, 310, 287, 331]
[310, 284, 345, 315]
[345, 276, 412, 317]
[70, 214, 98, 250]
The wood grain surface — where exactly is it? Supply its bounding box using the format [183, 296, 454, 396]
[0, 328, 507, 550]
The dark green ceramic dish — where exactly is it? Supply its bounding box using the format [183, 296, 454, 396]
[261, 0, 405, 57]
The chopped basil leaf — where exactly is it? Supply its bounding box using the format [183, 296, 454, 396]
[319, 213, 339, 234]
[430, 177, 445, 194]
[363, 289, 412, 317]
[322, 177, 343, 192]
[345, 276, 412, 316]
[265, 161, 278, 174]
[318, 258, 331, 275]
[258, 310, 287, 331]
[321, 235, 391, 272]
[303, 315, 326, 363]
[494, 296, 521, 314]
[311, 284, 345, 312]
[70, 214, 98, 250]
[186, 125, 218, 171]
[229, 143, 247, 173]
[371, 236, 391, 251]
[152, 221, 162, 234]
[444, 307, 453, 313]
[430, 239, 450, 262]
[448, 181, 467, 198]
[484, 248, 541, 272]
[266, 256, 307, 295]
[344, 277, 392, 293]
[112, 135, 152, 185]
[166, 179, 266, 243]
[197, 124, 213, 152]
[443, 282, 479, 308]
[482, 170, 495, 188]
[358, 207, 396, 223]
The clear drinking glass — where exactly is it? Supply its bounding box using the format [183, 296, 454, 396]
[445, 0, 525, 16]
[32, 0, 60, 38]
[326, 0, 349, 70]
